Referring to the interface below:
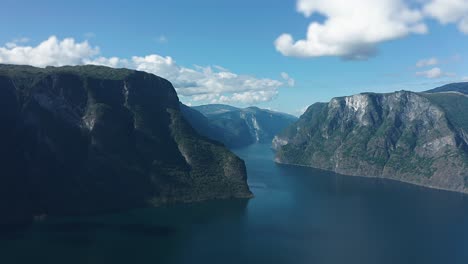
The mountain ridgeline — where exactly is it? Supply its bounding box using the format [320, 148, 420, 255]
[274, 90, 468, 194]
[0, 64, 252, 227]
[425, 82, 468, 94]
[182, 104, 298, 148]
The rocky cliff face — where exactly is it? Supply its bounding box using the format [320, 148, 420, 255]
[0, 64, 252, 226]
[274, 91, 468, 193]
[190, 104, 298, 148]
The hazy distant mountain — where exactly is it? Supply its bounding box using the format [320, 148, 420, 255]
[426, 82, 468, 94]
[182, 104, 298, 148]
[0, 64, 252, 227]
[274, 90, 468, 194]
[192, 104, 241, 116]
[179, 103, 237, 145]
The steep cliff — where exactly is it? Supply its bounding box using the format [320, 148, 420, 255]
[0, 64, 252, 226]
[274, 91, 468, 193]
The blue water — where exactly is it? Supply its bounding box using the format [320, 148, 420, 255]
[2, 144, 468, 264]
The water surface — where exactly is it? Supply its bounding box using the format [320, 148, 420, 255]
[2, 144, 468, 264]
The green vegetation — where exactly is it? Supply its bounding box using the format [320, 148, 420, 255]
[276, 91, 468, 193]
[421, 92, 468, 132]
[0, 64, 134, 80]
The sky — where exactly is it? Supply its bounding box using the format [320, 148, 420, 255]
[1, 0, 468, 115]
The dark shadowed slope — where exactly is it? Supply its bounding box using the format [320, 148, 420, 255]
[0, 64, 252, 227]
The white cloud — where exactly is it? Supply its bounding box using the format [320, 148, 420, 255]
[417, 67, 442, 78]
[281, 72, 296, 87]
[423, 0, 468, 34]
[0, 36, 99, 67]
[0, 36, 289, 105]
[116, 55, 285, 101]
[462, 76, 468, 81]
[275, 0, 468, 59]
[416, 67, 456, 78]
[275, 0, 427, 60]
[215, 90, 279, 105]
[87, 56, 129, 68]
[416, 57, 438, 67]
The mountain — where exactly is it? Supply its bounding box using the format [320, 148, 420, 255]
[179, 103, 230, 145]
[273, 90, 468, 193]
[187, 104, 298, 148]
[192, 104, 240, 116]
[425, 82, 468, 94]
[0, 64, 252, 227]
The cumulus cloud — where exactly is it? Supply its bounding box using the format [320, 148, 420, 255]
[0, 36, 99, 67]
[416, 67, 455, 78]
[88, 55, 287, 104]
[416, 57, 438, 67]
[0, 36, 289, 105]
[423, 0, 468, 34]
[275, 0, 427, 60]
[276, 0, 468, 59]
[417, 67, 442, 78]
[215, 90, 279, 105]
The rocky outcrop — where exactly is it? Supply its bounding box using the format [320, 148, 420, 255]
[274, 90, 468, 193]
[0, 64, 252, 226]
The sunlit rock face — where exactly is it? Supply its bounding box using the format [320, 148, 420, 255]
[275, 90, 468, 193]
[0, 64, 252, 226]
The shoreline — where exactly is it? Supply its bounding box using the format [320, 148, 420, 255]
[274, 160, 468, 196]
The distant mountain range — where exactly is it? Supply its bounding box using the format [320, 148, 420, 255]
[182, 104, 297, 148]
[191, 104, 240, 116]
[274, 88, 468, 194]
[0, 64, 252, 227]
[425, 82, 468, 94]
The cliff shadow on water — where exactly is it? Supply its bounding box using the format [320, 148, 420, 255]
[0, 199, 250, 264]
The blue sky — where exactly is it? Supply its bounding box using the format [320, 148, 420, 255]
[1, 0, 468, 115]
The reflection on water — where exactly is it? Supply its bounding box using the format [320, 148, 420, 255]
[1, 144, 468, 264]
